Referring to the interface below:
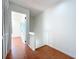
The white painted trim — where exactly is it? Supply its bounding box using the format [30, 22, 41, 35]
[9, 2, 30, 44]
[47, 44, 75, 58]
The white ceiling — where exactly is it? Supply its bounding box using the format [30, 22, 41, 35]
[10, 0, 64, 16]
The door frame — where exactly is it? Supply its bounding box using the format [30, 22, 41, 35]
[9, 2, 30, 44]
[2, 1, 30, 59]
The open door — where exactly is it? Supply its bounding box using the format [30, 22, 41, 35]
[11, 11, 27, 44]
[10, 2, 30, 45]
[2, 2, 30, 59]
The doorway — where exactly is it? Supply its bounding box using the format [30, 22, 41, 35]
[11, 11, 27, 48]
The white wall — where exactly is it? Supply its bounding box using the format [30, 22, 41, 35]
[30, 15, 45, 48]
[30, 0, 76, 57]
[2, 0, 11, 59]
[43, 0, 76, 57]
[30, 16, 35, 32]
